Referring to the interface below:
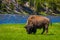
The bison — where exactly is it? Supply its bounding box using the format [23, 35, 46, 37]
[25, 15, 50, 34]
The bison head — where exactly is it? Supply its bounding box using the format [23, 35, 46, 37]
[25, 25, 33, 34]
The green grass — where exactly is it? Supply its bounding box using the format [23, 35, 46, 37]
[0, 23, 60, 40]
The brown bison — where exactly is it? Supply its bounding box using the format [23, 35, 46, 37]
[25, 15, 50, 34]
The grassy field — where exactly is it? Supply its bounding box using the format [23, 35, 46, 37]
[0, 23, 60, 40]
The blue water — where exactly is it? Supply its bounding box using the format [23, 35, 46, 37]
[0, 14, 60, 24]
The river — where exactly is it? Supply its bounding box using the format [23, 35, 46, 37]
[0, 14, 60, 24]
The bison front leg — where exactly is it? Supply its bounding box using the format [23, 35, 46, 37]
[32, 27, 37, 34]
[41, 27, 45, 34]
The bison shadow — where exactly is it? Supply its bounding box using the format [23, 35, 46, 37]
[35, 33, 55, 35]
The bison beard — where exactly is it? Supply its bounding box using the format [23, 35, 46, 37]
[25, 15, 49, 34]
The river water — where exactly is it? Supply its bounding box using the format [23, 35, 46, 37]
[0, 14, 60, 24]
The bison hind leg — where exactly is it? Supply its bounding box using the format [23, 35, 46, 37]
[41, 27, 45, 34]
[45, 25, 48, 34]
